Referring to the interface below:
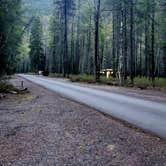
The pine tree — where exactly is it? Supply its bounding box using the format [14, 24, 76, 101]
[29, 17, 45, 72]
[94, 0, 101, 82]
[0, 0, 22, 76]
[53, 0, 75, 77]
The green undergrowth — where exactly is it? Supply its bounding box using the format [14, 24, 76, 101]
[49, 73, 166, 90]
[49, 73, 64, 78]
[69, 74, 118, 85]
[70, 74, 95, 84]
[0, 81, 16, 93]
[69, 74, 166, 89]
[133, 77, 166, 89]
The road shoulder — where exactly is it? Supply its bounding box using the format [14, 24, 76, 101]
[0, 76, 165, 165]
[38, 75, 166, 103]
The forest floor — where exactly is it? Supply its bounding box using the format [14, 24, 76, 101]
[0, 76, 166, 165]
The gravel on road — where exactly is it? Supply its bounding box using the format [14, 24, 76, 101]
[0, 77, 165, 166]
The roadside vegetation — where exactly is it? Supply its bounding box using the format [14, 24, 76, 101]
[69, 74, 166, 90]
[0, 76, 16, 94]
[1, 0, 165, 87]
[0, 81, 16, 94]
[69, 75, 115, 85]
[0, 76, 28, 97]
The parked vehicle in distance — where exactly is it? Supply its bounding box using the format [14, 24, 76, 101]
[38, 71, 49, 76]
[100, 69, 113, 78]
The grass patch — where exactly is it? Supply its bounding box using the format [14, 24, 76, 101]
[100, 77, 118, 85]
[49, 73, 166, 90]
[133, 77, 166, 89]
[69, 74, 166, 89]
[153, 78, 166, 88]
[133, 77, 153, 88]
[69, 74, 119, 85]
[49, 73, 64, 78]
[70, 74, 95, 83]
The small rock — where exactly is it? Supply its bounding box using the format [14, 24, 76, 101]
[106, 144, 115, 152]
[9, 91, 18, 94]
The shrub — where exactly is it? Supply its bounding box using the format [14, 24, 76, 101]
[70, 74, 95, 83]
[49, 73, 64, 78]
[133, 77, 166, 89]
[0, 81, 16, 93]
[69, 74, 117, 85]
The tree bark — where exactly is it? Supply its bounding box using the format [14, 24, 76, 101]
[63, 0, 68, 77]
[94, 0, 101, 82]
[130, 0, 135, 85]
[150, 0, 155, 85]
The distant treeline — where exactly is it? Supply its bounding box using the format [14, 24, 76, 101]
[0, 0, 166, 85]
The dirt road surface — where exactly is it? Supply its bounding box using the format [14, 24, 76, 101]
[19, 74, 166, 139]
[0, 77, 166, 165]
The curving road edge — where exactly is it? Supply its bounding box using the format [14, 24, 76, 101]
[19, 74, 166, 139]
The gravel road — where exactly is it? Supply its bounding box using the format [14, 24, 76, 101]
[0, 77, 165, 166]
[19, 74, 166, 139]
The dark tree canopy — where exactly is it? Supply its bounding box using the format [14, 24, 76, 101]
[0, 0, 22, 75]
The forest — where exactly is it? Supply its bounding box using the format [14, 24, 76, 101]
[1, 1, 166, 164]
[0, 0, 166, 86]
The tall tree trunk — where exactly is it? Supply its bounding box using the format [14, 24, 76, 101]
[119, 2, 124, 86]
[130, 0, 135, 85]
[63, 0, 68, 77]
[94, 0, 101, 82]
[139, 37, 142, 77]
[80, 34, 85, 73]
[75, 0, 81, 74]
[112, 4, 116, 78]
[123, 2, 128, 81]
[70, 16, 75, 74]
[60, 15, 63, 74]
[145, 0, 150, 78]
[150, 0, 155, 85]
[116, 5, 121, 76]
[87, 16, 92, 75]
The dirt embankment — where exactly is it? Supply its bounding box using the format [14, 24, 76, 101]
[0, 77, 165, 165]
